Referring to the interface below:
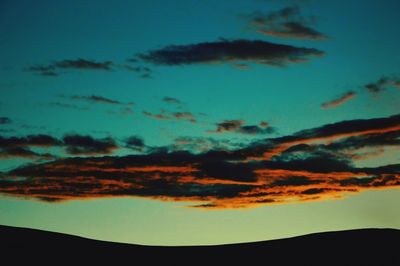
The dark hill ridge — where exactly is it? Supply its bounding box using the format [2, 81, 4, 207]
[1, 225, 399, 265]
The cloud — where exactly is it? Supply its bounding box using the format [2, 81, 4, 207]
[142, 111, 170, 120]
[138, 39, 324, 67]
[0, 147, 54, 160]
[257, 113, 400, 160]
[215, 120, 244, 132]
[0, 134, 119, 156]
[247, 5, 327, 40]
[172, 112, 196, 123]
[122, 64, 153, 78]
[122, 65, 151, 73]
[163, 97, 183, 105]
[54, 59, 112, 70]
[0, 117, 12, 125]
[0, 134, 60, 160]
[27, 58, 154, 78]
[210, 119, 275, 135]
[143, 110, 197, 123]
[124, 136, 146, 151]
[238, 125, 276, 135]
[27, 58, 113, 76]
[321, 91, 356, 109]
[62, 135, 118, 155]
[0, 148, 398, 208]
[64, 95, 125, 105]
[0, 114, 398, 208]
[49, 102, 89, 111]
[0, 134, 62, 148]
[365, 76, 400, 94]
[170, 137, 245, 153]
[300, 130, 400, 161]
[26, 65, 58, 76]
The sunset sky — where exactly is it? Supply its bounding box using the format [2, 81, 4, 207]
[0, 0, 399, 245]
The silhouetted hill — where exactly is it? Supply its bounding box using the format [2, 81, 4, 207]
[1, 225, 399, 265]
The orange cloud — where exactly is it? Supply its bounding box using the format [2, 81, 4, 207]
[1, 114, 399, 208]
[321, 91, 356, 109]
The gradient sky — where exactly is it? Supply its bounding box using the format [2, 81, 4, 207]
[0, 0, 399, 245]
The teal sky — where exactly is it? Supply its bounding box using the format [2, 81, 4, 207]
[0, 0, 399, 245]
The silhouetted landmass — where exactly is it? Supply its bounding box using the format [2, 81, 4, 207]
[1, 225, 399, 264]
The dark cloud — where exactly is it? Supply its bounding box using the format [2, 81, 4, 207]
[365, 76, 400, 94]
[143, 110, 196, 123]
[54, 59, 112, 70]
[210, 119, 275, 135]
[142, 111, 170, 120]
[258, 113, 400, 160]
[238, 125, 276, 135]
[119, 107, 134, 115]
[138, 39, 324, 67]
[26, 58, 113, 76]
[0, 114, 398, 208]
[0, 117, 12, 125]
[122, 65, 151, 73]
[26, 65, 58, 76]
[172, 112, 196, 123]
[248, 5, 327, 40]
[0, 147, 54, 160]
[65, 95, 125, 105]
[171, 137, 245, 153]
[62, 135, 118, 155]
[122, 64, 153, 79]
[321, 91, 356, 109]
[215, 120, 244, 132]
[140, 73, 153, 79]
[27, 58, 154, 78]
[0, 147, 398, 208]
[0, 134, 120, 157]
[0, 134, 59, 160]
[124, 136, 146, 151]
[0, 134, 62, 148]
[49, 102, 89, 111]
[163, 97, 183, 105]
[291, 130, 400, 161]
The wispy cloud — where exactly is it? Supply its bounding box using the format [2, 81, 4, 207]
[27, 58, 153, 78]
[49, 102, 89, 111]
[365, 76, 400, 95]
[27, 58, 113, 76]
[0, 117, 12, 125]
[321, 91, 356, 109]
[209, 119, 275, 135]
[142, 111, 170, 120]
[63, 95, 125, 105]
[170, 137, 246, 153]
[121, 64, 153, 78]
[138, 39, 324, 67]
[246, 5, 327, 40]
[172, 112, 196, 123]
[163, 97, 183, 105]
[59, 94, 134, 110]
[143, 109, 197, 123]
[53, 59, 113, 70]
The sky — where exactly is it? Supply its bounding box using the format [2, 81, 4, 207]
[0, 0, 399, 245]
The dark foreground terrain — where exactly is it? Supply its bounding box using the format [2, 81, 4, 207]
[1, 225, 399, 265]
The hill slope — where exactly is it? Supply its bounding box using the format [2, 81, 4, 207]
[1, 225, 399, 264]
